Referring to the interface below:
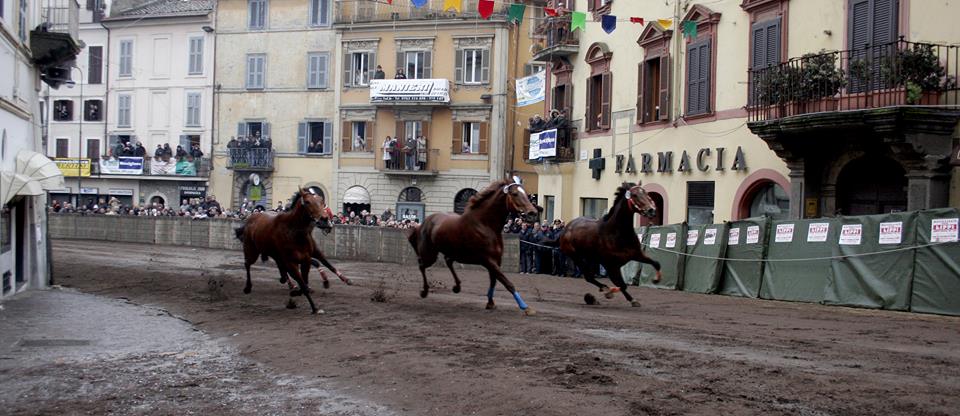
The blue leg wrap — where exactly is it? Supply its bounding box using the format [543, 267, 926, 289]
[512, 291, 529, 310]
[487, 287, 495, 301]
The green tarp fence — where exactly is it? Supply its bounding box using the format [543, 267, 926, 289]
[637, 223, 687, 290]
[910, 208, 960, 316]
[719, 217, 770, 298]
[681, 223, 729, 294]
[825, 212, 917, 311]
[760, 218, 839, 303]
[622, 227, 646, 286]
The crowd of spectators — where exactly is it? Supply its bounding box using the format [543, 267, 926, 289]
[226, 133, 273, 167]
[108, 141, 204, 162]
[47, 195, 266, 220]
[503, 218, 582, 278]
[327, 208, 420, 229]
[529, 108, 572, 150]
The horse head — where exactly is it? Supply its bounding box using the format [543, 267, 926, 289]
[622, 182, 657, 219]
[502, 176, 539, 223]
[296, 187, 333, 231]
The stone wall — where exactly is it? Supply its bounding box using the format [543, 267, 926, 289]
[48, 215, 520, 273]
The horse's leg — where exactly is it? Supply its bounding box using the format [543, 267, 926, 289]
[635, 251, 662, 284]
[417, 248, 439, 299]
[276, 263, 298, 295]
[485, 272, 497, 310]
[444, 256, 462, 294]
[574, 257, 610, 294]
[606, 263, 640, 307]
[288, 261, 321, 315]
[243, 247, 258, 294]
[313, 246, 351, 285]
[485, 261, 535, 316]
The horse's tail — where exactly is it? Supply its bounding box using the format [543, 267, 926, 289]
[404, 225, 421, 255]
[234, 223, 246, 242]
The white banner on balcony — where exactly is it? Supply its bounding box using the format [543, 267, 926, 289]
[528, 129, 558, 159]
[99, 157, 143, 175]
[515, 71, 545, 107]
[150, 159, 176, 175]
[369, 79, 450, 103]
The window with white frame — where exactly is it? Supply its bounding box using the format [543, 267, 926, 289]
[307, 52, 328, 89]
[119, 40, 134, 77]
[249, 0, 267, 29]
[524, 63, 545, 76]
[455, 48, 489, 85]
[298, 121, 332, 155]
[403, 51, 431, 79]
[345, 51, 374, 87]
[188, 37, 204, 75]
[117, 94, 132, 127]
[461, 122, 481, 154]
[246, 54, 265, 89]
[53, 100, 73, 121]
[185, 92, 201, 127]
[309, 0, 330, 26]
[351, 122, 368, 151]
[18, 0, 27, 42]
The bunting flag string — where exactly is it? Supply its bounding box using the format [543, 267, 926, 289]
[629, 17, 644, 25]
[478, 0, 494, 18]
[411, 0, 427, 8]
[507, 3, 525, 24]
[442, 0, 460, 13]
[544, 7, 557, 16]
[657, 18, 673, 29]
[570, 11, 586, 32]
[681, 20, 697, 38]
[601, 15, 616, 34]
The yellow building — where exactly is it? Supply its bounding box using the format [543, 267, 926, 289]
[210, 0, 340, 208]
[332, 0, 539, 219]
[532, 0, 960, 225]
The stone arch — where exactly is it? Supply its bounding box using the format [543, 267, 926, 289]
[732, 169, 791, 220]
[398, 186, 423, 202]
[453, 188, 478, 214]
[835, 155, 907, 216]
[640, 182, 669, 226]
[144, 191, 171, 208]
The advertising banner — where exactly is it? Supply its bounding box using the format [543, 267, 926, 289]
[54, 158, 91, 177]
[515, 70, 546, 106]
[150, 159, 176, 175]
[528, 129, 557, 159]
[370, 79, 450, 103]
[99, 157, 143, 175]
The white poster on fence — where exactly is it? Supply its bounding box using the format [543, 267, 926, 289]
[650, 233, 661, 248]
[728, 227, 741, 245]
[878, 221, 903, 244]
[515, 71, 546, 107]
[665, 232, 677, 248]
[839, 224, 863, 245]
[746, 225, 760, 244]
[775, 223, 794, 243]
[807, 222, 830, 242]
[687, 229, 699, 246]
[931, 218, 959, 242]
[703, 228, 717, 245]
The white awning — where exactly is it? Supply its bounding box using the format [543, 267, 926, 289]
[1, 171, 43, 206]
[343, 186, 370, 204]
[16, 150, 65, 190]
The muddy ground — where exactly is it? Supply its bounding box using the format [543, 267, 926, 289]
[20, 240, 960, 415]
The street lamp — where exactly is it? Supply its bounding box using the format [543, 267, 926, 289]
[66, 65, 84, 206]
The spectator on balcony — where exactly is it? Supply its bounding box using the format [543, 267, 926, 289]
[307, 138, 323, 154]
[355, 135, 366, 151]
[154, 144, 163, 159]
[163, 144, 174, 159]
[179, 199, 191, 212]
[175, 145, 188, 161]
[121, 142, 134, 156]
[261, 136, 272, 149]
[190, 144, 204, 159]
[403, 136, 416, 170]
[394, 69, 406, 79]
[227, 137, 238, 149]
[416, 135, 427, 170]
[374, 65, 385, 80]
[382, 136, 395, 169]
[529, 114, 547, 133]
[134, 142, 146, 157]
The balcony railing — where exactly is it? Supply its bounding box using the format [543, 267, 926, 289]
[531, 16, 579, 61]
[32, 0, 82, 87]
[526, 127, 576, 164]
[92, 156, 211, 177]
[334, 0, 507, 25]
[379, 147, 439, 174]
[226, 148, 275, 171]
[747, 39, 960, 122]
[41, 0, 79, 38]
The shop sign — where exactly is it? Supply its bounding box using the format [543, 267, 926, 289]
[626, 146, 747, 175]
[839, 224, 863, 245]
[370, 79, 450, 103]
[55, 158, 91, 177]
[79, 187, 99, 194]
[179, 186, 206, 198]
[878, 221, 903, 245]
[108, 189, 134, 196]
[807, 222, 829, 242]
[775, 223, 794, 243]
[931, 218, 959, 242]
[728, 227, 740, 245]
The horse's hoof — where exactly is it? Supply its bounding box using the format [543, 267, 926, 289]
[243, 286, 251, 295]
[485, 303, 496, 310]
[322, 280, 331, 289]
[290, 289, 303, 297]
[420, 289, 429, 298]
[279, 276, 287, 284]
[603, 289, 617, 299]
[653, 272, 662, 284]
[452, 285, 461, 294]
[344, 279, 353, 286]
[523, 307, 537, 316]
[312, 309, 325, 315]
[630, 300, 642, 308]
[286, 299, 297, 309]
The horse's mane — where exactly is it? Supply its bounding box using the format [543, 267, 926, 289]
[464, 179, 513, 212]
[287, 191, 302, 211]
[601, 183, 635, 222]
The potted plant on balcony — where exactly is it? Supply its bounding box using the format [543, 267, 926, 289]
[883, 43, 957, 105]
[797, 51, 844, 113]
[756, 64, 800, 119]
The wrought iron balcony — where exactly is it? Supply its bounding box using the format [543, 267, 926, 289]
[747, 39, 960, 122]
[531, 16, 579, 62]
[226, 148, 274, 171]
[334, 0, 507, 25]
[379, 147, 438, 175]
[526, 127, 576, 164]
[32, 0, 83, 88]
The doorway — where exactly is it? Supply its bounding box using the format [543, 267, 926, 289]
[836, 155, 907, 215]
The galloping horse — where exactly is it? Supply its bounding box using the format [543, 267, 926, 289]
[557, 182, 662, 307]
[406, 178, 541, 315]
[234, 188, 333, 314]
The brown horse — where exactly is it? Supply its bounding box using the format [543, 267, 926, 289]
[556, 182, 661, 307]
[234, 188, 333, 314]
[406, 178, 541, 315]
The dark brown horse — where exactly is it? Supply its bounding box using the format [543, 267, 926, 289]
[406, 178, 541, 315]
[234, 188, 333, 314]
[557, 182, 661, 307]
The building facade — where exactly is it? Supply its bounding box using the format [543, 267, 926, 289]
[208, 0, 340, 210]
[1, 0, 80, 298]
[531, 0, 959, 225]
[76, 0, 217, 209]
[332, 0, 522, 219]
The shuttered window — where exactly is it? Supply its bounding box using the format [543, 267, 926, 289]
[637, 55, 671, 123]
[185, 92, 201, 127]
[456, 48, 489, 84]
[307, 53, 328, 89]
[749, 18, 780, 104]
[117, 94, 132, 127]
[687, 181, 715, 226]
[249, 0, 267, 30]
[119, 40, 133, 77]
[848, 0, 898, 92]
[686, 38, 711, 116]
[342, 121, 369, 152]
[246, 54, 266, 89]
[344, 52, 375, 87]
[309, 0, 330, 26]
[188, 37, 204, 75]
[88, 46, 103, 84]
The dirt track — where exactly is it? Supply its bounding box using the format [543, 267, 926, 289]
[41, 240, 960, 415]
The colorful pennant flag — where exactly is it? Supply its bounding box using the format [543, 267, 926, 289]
[629, 17, 643, 25]
[682, 20, 697, 38]
[478, 0, 494, 19]
[443, 0, 461, 12]
[386, 0, 392, 4]
[571, 11, 586, 32]
[411, 0, 427, 8]
[657, 18, 673, 29]
[508, 3, 526, 24]
[544, 7, 557, 16]
[601, 14, 616, 34]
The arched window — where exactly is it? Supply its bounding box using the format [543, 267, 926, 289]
[453, 188, 478, 214]
[398, 186, 422, 202]
[746, 182, 789, 220]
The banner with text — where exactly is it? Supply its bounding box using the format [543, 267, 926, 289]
[99, 157, 144, 175]
[515, 71, 545, 107]
[370, 79, 450, 103]
[528, 129, 557, 159]
[54, 158, 91, 177]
